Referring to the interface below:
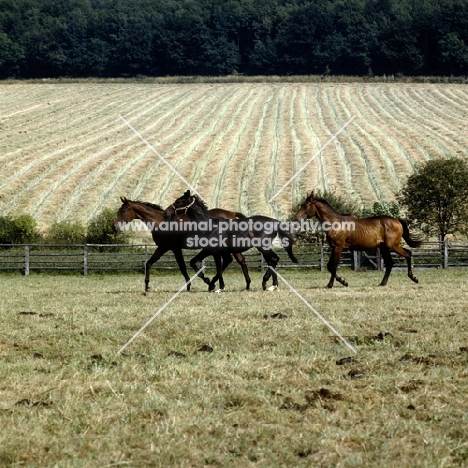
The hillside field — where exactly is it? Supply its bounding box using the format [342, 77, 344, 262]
[1, 80, 467, 233]
[0, 269, 467, 466]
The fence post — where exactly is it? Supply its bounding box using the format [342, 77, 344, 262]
[24, 245, 29, 276]
[83, 245, 88, 276]
[144, 245, 148, 272]
[320, 245, 324, 271]
[353, 250, 360, 271]
[443, 241, 448, 269]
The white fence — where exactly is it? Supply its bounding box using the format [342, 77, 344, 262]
[1, 242, 467, 276]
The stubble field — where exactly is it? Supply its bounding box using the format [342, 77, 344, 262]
[0, 268, 467, 467]
[1, 80, 467, 231]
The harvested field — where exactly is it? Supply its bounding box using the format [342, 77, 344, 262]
[1, 82, 467, 230]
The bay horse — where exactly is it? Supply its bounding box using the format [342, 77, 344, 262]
[295, 192, 423, 288]
[112, 197, 251, 292]
[164, 190, 298, 291]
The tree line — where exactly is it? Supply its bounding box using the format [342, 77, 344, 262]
[1, 0, 468, 79]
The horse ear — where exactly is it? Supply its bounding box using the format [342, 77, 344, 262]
[183, 190, 191, 197]
[120, 196, 127, 204]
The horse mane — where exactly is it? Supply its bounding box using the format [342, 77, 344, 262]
[132, 200, 164, 211]
[191, 194, 209, 212]
[313, 196, 343, 216]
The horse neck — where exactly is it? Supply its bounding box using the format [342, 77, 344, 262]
[132, 203, 165, 225]
[314, 203, 342, 224]
[187, 202, 213, 223]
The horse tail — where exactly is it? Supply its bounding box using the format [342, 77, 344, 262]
[235, 212, 247, 219]
[278, 227, 299, 263]
[399, 218, 423, 248]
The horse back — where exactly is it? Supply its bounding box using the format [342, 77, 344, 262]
[208, 208, 246, 219]
[326, 215, 403, 250]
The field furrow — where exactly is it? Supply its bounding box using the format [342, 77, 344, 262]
[298, 86, 323, 197]
[364, 87, 430, 167]
[337, 86, 402, 201]
[191, 87, 256, 204]
[402, 88, 467, 155]
[322, 87, 380, 204]
[210, 88, 265, 210]
[237, 89, 276, 215]
[289, 87, 304, 205]
[155, 86, 247, 205]
[128, 87, 230, 205]
[385, 87, 453, 158]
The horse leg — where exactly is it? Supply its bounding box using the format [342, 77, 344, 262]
[173, 248, 191, 291]
[189, 250, 211, 285]
[327, 248, 347, 288]
[233, 252, 251, 290]
[205, 253, 229, 291]
[393, 244, 419, 284]
[379, 244, 393, 286]
[260, 251, 279, 291]
[145, 246, 169, 293]
[208, 254, 225, 292]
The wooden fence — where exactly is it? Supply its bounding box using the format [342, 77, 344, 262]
[1, 242, 467, 276]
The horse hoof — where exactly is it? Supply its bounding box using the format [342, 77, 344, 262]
[266, 285, 278, 291]
[262, 283, 267, 291]
[214, 288, 225, 294]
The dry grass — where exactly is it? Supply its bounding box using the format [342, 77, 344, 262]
[1, 82, 467, 230]
[0, 268, 467, 467]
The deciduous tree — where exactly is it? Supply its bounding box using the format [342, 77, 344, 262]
[397, 158, 468, 242]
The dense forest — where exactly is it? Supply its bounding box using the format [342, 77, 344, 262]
[1, 0, 468, 79]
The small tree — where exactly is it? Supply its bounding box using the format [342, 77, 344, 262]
[397, 158, 468, 242]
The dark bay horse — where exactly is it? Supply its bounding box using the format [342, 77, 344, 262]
[113, 197, 251, 292]
[295, 192, 423, 288]
[164, 190, 298, 291]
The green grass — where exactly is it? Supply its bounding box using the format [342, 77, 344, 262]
[1, 269, 467, 467]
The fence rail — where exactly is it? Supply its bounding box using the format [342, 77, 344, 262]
[1, 242, 468, 276]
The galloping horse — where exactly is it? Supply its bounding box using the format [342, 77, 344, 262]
[113, 197, 251, 292]
[295, 192, 423, 288]
[164, 190, 298, 291]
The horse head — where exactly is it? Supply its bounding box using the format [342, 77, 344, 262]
[296, 191, 318, 220]
[164, 190, 205, 219]
[113, 197, 136, 232]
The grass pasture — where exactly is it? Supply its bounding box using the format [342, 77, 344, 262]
[1, 268, 467, 467]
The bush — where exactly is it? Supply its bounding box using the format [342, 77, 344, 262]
[359, 201, 401, 218]
[46, 220, 86, 244]
[0, 216, 14, 245]
[86, 207, 133, 247]
[0, 214, 43, 244]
